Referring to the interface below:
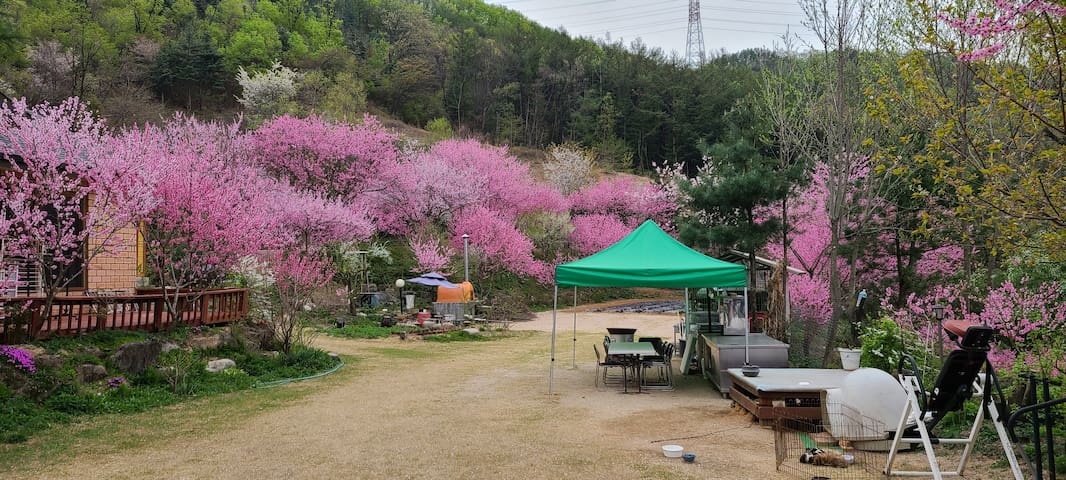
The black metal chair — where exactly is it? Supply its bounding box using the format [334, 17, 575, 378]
[641, 342, 674, 390]
[593, 344, 626, 389]
[885, 320, 1023, 480]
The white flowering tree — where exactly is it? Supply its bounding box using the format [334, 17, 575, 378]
[236, 61, 301, 122]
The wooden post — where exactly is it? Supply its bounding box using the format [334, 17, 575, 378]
[199, 291, 209, 326]
[95, 302, 106, 332]
[29, 307, 43, 341]
[153, 296, 163, 331]
[239, 289, 249, 319]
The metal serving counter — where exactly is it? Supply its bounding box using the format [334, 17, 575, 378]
[699, 333, 789, 395]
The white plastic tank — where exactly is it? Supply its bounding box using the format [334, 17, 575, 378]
[822, 368, 908, 451]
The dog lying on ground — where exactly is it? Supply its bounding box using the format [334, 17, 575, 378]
[798, 447, 849, 468]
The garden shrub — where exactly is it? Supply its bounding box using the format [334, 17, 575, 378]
[860, 316, 928, 373]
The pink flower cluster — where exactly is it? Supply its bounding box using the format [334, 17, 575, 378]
[0, 345, 36, 373]
[882, 280, 1066, 375]
[938, 0, 1066, 61]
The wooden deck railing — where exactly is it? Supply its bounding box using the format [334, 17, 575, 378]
[0, 288, 249, 343]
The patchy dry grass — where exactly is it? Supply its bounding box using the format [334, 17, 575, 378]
[0, 312, 1020, 480]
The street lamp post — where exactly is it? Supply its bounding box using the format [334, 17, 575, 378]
[462, 233, 470, 283]
[932, 304, 946, 357]
[395, 278, 406, 313]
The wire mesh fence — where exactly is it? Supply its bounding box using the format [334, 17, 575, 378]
[773, 403, 890, 480]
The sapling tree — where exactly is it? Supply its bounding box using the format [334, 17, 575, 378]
[270, 184, 371, 335]
[0, 97, 147, 333]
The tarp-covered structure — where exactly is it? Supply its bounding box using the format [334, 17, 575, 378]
[549, 220, 748, 393]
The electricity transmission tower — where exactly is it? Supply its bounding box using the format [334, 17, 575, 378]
[685, 0, 706, 66]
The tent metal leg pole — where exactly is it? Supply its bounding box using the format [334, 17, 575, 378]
[744, 287, 750, 365]
[572, 286, 577, 369]
[549, 284, 558, 395]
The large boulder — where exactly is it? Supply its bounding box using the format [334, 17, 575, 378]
[35, 354, 64, 370]
[187, 333, 224, 350]
[76, 364, 108, 383]
[110, 341, 165, 375]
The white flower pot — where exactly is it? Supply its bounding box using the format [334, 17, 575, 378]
[837, 348, 862, 371]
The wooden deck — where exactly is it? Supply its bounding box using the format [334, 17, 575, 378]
[0, 288, 248, 343]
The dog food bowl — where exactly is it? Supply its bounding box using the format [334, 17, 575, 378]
[682, 453, 696, 463]
[662, 445, 683, 458]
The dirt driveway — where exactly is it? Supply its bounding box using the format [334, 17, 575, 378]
[3, 309, 998, 479]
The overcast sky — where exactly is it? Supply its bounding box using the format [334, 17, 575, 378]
[487, 0, 817, 59]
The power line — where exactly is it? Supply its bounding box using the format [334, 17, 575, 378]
[521, 0, 617, 14]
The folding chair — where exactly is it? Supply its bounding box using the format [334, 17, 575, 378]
[640, 342, 675, 391]
[593, 344, 626, 389]
[884, 320, 1024, 480]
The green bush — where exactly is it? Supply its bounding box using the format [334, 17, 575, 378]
[860, 316, 920, 373]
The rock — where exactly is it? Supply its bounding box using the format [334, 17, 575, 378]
[205, 359, 236, 373]
[160, 342, 181, 353]
[187, 333, 223, 350]
[11, 344, 46, 357]
[35, 354, 64, 369]
[230, 323, 272, 351]
[462, 328, 480, 335]
[260, 351, 280, 359]
[76, 363, 108, 383]
[110, 341, 165, 375]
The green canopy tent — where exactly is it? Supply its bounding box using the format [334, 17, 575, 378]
[549, 220, 748, 394]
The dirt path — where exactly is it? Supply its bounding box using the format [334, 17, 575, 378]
[3, 309, 995, 479]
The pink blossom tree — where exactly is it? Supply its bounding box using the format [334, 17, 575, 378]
[568, 175, 676, 255]
[267, 182, 373, 348]
[114, 115, 278, 323]
[882, 280, 1066, 377]
[409, 235, 452, 273]
[374, 139, 566, 284]
[248, 114, 400, 204]
[0, 97, 149, 333]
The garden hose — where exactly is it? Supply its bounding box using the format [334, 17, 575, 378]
[253, 356, 345, 388]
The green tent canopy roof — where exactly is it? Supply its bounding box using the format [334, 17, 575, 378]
[555, 220, 747, 288]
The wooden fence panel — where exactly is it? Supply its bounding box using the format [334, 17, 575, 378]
[0, 288, 250, 343]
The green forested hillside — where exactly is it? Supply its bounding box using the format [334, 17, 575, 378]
[0, 0, 765, 171]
